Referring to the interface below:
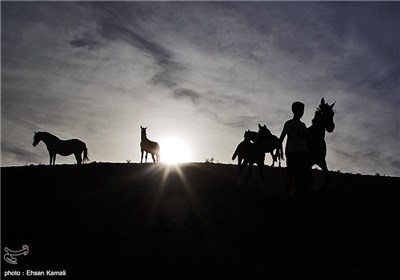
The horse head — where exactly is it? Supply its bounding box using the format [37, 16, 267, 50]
[140, 126, 148, 137]
[257, 124, 270, 142]
[243, 129, 251, 141]
[258, 124, 273, 138]
[316, 98, 335, 133]
[32, 131, 41, 147]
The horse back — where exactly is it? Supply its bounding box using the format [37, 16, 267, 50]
[55, 139, 86, 156]
[141, 139, 159, 153]
[236, 141, 252, 156]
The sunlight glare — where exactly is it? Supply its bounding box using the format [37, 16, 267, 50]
[160, 137, 192, 164]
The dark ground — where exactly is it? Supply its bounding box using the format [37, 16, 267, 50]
[2, 163, 400, 278]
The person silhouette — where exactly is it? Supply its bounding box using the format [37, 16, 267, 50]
[279, 101, 311, 198]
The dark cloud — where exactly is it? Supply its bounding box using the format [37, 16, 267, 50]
[97, 14, 184, 89]
[69, 33, 101, 50]
[171, 87, 259, 129]
[151, 70, 178, 88]
[172, 88, 202, 106]
[100, 21, 171, 66]
[197, 108, 258, 130]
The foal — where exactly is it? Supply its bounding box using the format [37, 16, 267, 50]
[233, 125, 269, 189]
[246, 124, 284, 167]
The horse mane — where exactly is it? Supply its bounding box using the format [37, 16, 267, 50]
[38, 131, 60, 141]
[312, 103, 335, 124]
[312, 109, 322, 125]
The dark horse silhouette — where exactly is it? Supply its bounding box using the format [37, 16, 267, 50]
[245, 125, 284, 167]
[32, 131, 89, 165]
[232, 124, 270, 188]
[308, 98, 336, 194]
[140, 126, 160, 163]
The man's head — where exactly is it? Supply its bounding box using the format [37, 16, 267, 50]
[291, 101, 305, 119]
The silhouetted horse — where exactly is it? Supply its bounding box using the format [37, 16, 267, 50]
[232, 124, 269, 188]
[308, 98, 336, 194]
[32, 131, 89, 165]
[245, 124, 284, 167]
[140, 126, 160, 163]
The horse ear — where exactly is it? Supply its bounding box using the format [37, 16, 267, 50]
[263, 125, 267, 128]
[321, 98, 326, 105]
[258, 124, 262, 129]
[330, 101, 336, 108]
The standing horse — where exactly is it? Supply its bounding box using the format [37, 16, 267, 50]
[32, 131, 89, 165]
[140, 126, 160, 163]
[308, 98, 336, 194]
[232, 124, 269, 188]
[245, 124, 284, 167]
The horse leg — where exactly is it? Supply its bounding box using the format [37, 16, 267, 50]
[277, 149, 282, 167]
[246, 163, 253, 187]
[237, 157, 243, 173]
[238, 160, 247, 179]
[151, 153, 156, 163]
[270, 151, 276, 167]
[75, 153, 82, 165]
[145, 152, 149, 163]
[50, 153, 56, 165]
[257, 162, 266, 193]
[141, 150, 144, 163]
[308, 169, 315, 198]
[285, 169, 294, 196]
[276, 152, 281, 167]
[318, 161, 330, 194]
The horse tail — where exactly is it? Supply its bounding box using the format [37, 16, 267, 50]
[83, 144, 89, 163]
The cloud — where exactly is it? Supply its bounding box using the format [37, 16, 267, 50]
[69, 33, 101, 50]
[97, 13, 184, 89]
[1, 142, 38, 164]
[1, 1, 399, 175]
[172, 88, 202, 106]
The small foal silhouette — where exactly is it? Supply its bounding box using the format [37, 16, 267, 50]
[232, 124, 270, 188]
[140, 126, 160, 163]
[245, 125, 284, 167]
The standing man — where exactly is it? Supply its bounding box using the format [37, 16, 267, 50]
[279, 101, 311, 198]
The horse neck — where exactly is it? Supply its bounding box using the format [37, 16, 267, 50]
[310, 114, 326, 139]
[255, 132, 268, 147]
[141, 132, 148, 142]
[249, 131, 258, 142]
[40, 132, 60, 145]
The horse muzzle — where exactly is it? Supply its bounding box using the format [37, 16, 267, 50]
[326, 124, 335, 133]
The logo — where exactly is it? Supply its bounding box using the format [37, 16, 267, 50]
[3, 245, 29, 265]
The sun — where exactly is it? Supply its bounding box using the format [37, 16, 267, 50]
[159, 137, 192, 164]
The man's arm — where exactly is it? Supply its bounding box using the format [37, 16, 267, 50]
[279, 122, 288, 144]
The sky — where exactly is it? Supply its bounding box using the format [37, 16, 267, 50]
[1, 1, 399, 176]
